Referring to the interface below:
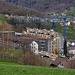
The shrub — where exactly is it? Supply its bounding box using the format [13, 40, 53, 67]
[18, 52, 48, 66]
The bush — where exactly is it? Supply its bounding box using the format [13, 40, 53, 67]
[0, 46, 23, 60]
[18, 52, 48, 66]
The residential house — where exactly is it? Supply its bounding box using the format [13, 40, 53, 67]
[31, 41, 39, 54]
[50, 57, 75, 69]
[67, 46, 75, 54]
[50, 57, 67, 68]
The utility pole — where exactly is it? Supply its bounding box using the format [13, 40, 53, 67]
[2, 30, 5, 50]
[2, 23, 5, 50]
[7, 31, 9, 51]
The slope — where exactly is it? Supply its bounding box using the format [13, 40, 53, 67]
[0, 0, 43, 16]
[2, 0, 75, 12]
[0, 61, 75, 75]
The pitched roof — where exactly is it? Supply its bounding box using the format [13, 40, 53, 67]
[62, 60, 75, 69]
[50, 57, 75, 69]
[50, 57, 67, 66]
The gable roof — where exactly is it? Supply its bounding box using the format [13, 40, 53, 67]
[50, 57, 67, 66]
[50, 57, 75, 69]
[62, 60, 75, 69]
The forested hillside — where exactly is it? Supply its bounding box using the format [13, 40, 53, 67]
[2, 0, 75, 12]
[0, 0, 43, 16]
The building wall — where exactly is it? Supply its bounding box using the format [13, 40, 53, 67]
[48, 39, 53, 53]
[48, 33, 64, 54]
[31, 41, 39, 54]
[56, 33, 64, 53]
[27, 28, 64, 54]
[36, 39, 48, 52]
[30, 33, 64, 54]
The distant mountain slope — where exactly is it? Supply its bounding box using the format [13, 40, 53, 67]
[0, 0, 43, 16]
[2, 0, 75, 12]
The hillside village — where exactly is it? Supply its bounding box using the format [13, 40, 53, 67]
[0, 1, 75, 75]
[0, 12, 75, 69]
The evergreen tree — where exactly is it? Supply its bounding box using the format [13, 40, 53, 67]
[64, 39, 67, 56]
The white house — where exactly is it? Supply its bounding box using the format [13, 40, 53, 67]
[31, 41, 39, 54]
[69, 50, 75, 54]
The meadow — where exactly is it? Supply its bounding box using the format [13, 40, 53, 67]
[0, 61, 75, 75]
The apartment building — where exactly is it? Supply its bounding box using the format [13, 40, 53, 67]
[28, 28, 64, 54]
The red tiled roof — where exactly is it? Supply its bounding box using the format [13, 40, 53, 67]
[50, 57, 75, 69]
[51, 57, 67, 65]
[62, 60, 75, 69]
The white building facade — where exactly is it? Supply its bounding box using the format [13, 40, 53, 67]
[31, 41, 39, 54]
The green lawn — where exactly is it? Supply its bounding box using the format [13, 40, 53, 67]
[0, 61, 75, 75]
[0, 14, 8, 23]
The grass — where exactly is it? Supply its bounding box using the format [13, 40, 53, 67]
[0, 17, 8, 22]
[0, 14, 8, 24]
[0, 58, 18, 64]
[0, 61, 75, 75]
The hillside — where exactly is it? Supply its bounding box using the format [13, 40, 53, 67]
[0, 0, 43, 16]
[2, 0, 75, 12]
[0, 61, 75, 75]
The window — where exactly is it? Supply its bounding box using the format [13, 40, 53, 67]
[32, 47, 33, 49]
[60, 63, 63, 66]
[34, 43, 35, 45]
